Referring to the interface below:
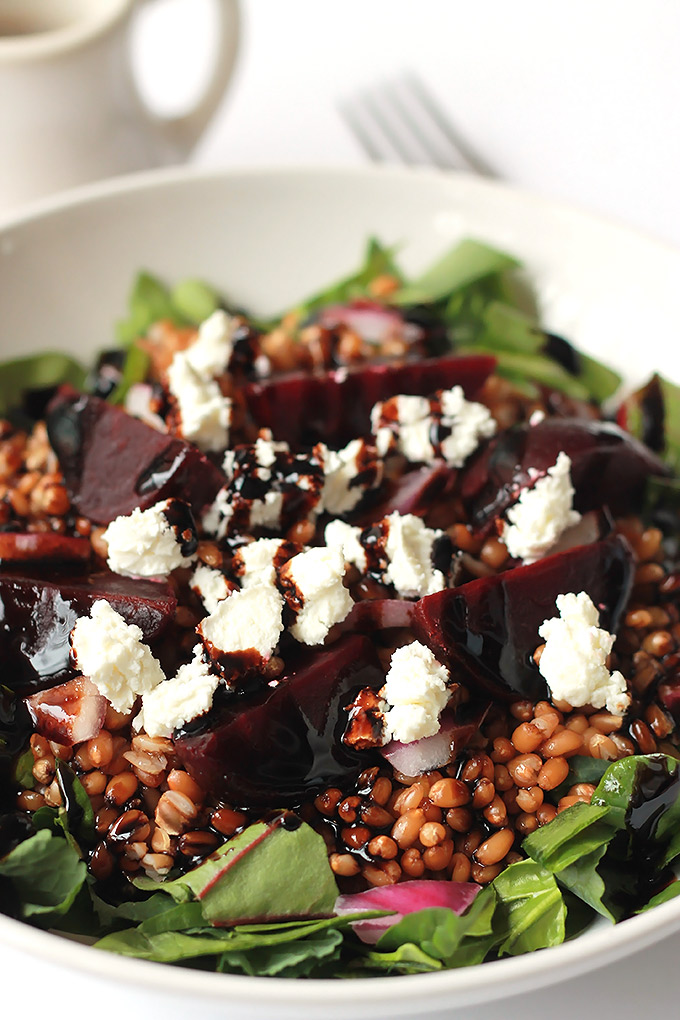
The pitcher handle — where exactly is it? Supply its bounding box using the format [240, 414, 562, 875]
[136, 0, 241, 157]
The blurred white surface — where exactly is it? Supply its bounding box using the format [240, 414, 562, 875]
[133, 0, 680, 247]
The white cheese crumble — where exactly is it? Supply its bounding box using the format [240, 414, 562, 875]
[384, 512, 445, 598]
[135, 646, 220, 738]
[371, 387, 496, 467]
[381, 641, 451, 744]
[190, 563, 232, 614]
[537, 591, 630, 716]
[438, 386, 497, 467]
[103, 499, 196, 579]
[324, 519, 367, 573]
[502, 452, 582, 564]
[71, 600, 165, 713]
[232, 537, 289, 589]
[185, 309, 236, 379]
[319, 439, 383, 516]
[201, 487, 234, 540]
[249, 490, 285, 530]
[280, 546, 354, 646]
[167, 352, 231, 453]
[198, 583, 284, 664]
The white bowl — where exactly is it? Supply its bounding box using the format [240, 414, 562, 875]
[1, 166, 679, 1020]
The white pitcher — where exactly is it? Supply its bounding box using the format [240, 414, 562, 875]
[0, 0, 240, 212]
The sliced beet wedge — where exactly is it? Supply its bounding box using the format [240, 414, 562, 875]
[0, 533, 91, 565]
[243, 354, 495, 447]
[0, 571, 176, 694]
[461, 418, 669, 533]
[175, 634, 384, 807]
[46, 387, 225, 524]
[411, 534, 634, 702]
[351, 461, 455, 527]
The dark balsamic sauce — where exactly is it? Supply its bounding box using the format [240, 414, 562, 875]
[161, 499, 199, 558]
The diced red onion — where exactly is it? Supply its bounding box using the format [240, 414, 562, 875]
[26, 676, 107, 746]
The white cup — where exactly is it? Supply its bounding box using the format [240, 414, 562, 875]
[0, 0, 240, 211]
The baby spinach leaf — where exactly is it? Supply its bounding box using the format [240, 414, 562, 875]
[0, 352, 87, 416]
[391, 239, 519, 307]
[636, 882, 680, 912]
[116, 272, 179, 346]
[134, 820, 338, 925]
[492, 859, 566, 956]
[217, 928, 343, 977]
[0, 829, 86, 921]
[54, 761, 95, 854]
[355, 942, 443, 975]
[12, 749, 34, 789]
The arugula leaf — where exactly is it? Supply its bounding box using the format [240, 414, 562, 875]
[170, 279, 221, 325]
[492, 859, 566, 956]
[0, 829, 86, 921]
[289, 237, 403, 322]
[0, 352, 87, 417]
[134, 820, 338, 925]
[391, 239, 519, 307]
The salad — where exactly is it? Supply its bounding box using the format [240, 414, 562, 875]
[0, 236, 679, 980]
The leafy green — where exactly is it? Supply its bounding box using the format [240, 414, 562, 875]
[0, 829, 86, 921]
[391, 239, 519, 307]
[551, 756, 610, 803]
[636, 882, 680, 912]
[107, 344, 151, 406]
[12, 748, 34, 789]
[0, 352, 87, 416]
[54, 761, 95, 854]
[492, 859, 566, 956]
[217, 928, 344, 977]
[170, 279, 221, 325]
[116, 272, 180, 346]
[289, 237, 403, 322]
[135, 820, 338, 925]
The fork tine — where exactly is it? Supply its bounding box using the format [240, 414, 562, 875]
[373, 80, 453, 170]
[401, 73, 495, 176]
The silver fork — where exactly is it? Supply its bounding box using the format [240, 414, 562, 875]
[339, 73, 494, 176]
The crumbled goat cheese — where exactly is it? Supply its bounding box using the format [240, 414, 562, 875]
[318, 439, 383, 516]
[232, 537, 292, 589]
[208, 443, 323, 539]
[71, 600, 165, 713]
[371, 387, 496, 467]
[280, 547, 354, 646]
[185, 309, 236, 378]
[135, 646, 220, 738]
[198, 584, 284, 668]
[103, 499, 197, 579]
[502, 452, 582, 564]
[384, 512, 446, 598]
[190, 563, 233, 614]
[167, 352, 231, 453]
[324, 519, 368, 573]
[529, 409, 546, 426]
[537, 591, 630, 716]
[381, 641, 451, 744]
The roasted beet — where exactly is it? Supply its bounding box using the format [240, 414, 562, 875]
[0, 533, 91, 565]
[175, 635, 385, 807]
[46, 387, 225, 524]
[243, 354, 494, 447]
[351, 461, 455, 527]
[26, 677, 107, 746]
[461, 418, 669, 533]
[411, 534, 635, 702]
[0, 571, 176, 694]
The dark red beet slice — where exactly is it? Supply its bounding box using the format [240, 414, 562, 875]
[26, 677, 107, 746]
[0, 533, 91, 565]
[351, 461, 455, 527]
[175, 634, 385, 807]
[46, 387, 225, 524]
[461, 418, 669, 533]
[0, 570, 176, 694]
[411, 534, 635, 702]
[243, 354, 495, 447]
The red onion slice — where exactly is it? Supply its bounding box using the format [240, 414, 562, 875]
[26, 676, 107, 746]
[335, 879, 481, 944]
[380, 708, 485, 775]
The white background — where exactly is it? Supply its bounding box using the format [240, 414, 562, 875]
[4, 1, 680, 1017]
[135, 0, 680, 247]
